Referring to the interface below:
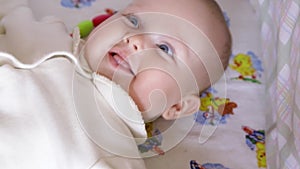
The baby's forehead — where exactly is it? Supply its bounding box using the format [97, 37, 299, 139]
[126, 0, 203, 12]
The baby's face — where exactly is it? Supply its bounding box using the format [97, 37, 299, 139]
[95, 34, 200, 121]
[83, 0, 224, 121]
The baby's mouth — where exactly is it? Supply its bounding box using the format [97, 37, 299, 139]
[109, 51, 134, 74]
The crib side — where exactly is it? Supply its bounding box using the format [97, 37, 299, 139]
[252, 0, 300, 168]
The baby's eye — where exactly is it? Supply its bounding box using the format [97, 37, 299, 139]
[157, 43, 174, 57]
[126, 14, 139, 28]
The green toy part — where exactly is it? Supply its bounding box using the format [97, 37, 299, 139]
[77, 20, 94, 38]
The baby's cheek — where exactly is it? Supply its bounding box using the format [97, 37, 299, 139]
[129, 74, 164, 112]
[128, 77, 152, 112]
[128, 70, 179, 117]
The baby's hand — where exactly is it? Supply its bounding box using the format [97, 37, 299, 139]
[0, 6, 72, 63]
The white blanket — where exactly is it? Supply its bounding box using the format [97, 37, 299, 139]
[0, 5, 72, 64]
[0, 54, 147, 169]
[0, 4, 147, 168]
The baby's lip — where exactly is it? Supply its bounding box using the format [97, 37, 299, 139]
[108, 49, 134, 74]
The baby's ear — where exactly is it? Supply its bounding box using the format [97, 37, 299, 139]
[162, 95, 200, 120]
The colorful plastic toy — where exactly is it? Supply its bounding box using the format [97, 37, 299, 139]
[75, 8, 115, 38]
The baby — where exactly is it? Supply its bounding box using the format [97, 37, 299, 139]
[0, 0, 231, 168]
[81, 0, 231, 122]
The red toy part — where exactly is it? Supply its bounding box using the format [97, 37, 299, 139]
[92, 13, 113, 27]
[92, 8, 115, 27]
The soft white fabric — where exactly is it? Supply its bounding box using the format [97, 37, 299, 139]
[0, 6, 73, 64]
[0, 4, 147, 168]
[92, 74, 147, 139]
[0, 52, 147, 169]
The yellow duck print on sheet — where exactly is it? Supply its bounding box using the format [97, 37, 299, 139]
[230, 53, 256, 78]
[230, 51, 263, 84]
[199, 92, 237, 116]
[195, 90, 237, 125]
[256, 142, 267, 168]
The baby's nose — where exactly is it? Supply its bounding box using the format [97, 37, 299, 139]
[124, 35, 149, 51]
